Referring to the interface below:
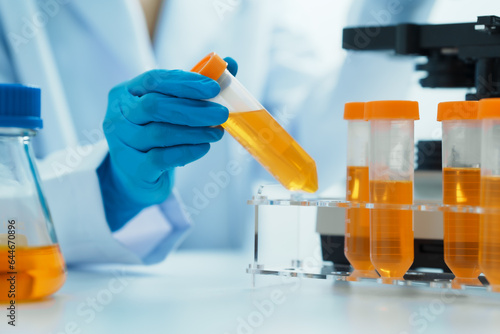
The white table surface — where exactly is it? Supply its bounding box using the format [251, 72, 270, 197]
[2, 250, 500, 334]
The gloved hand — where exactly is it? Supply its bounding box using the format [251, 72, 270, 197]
[98, 58, 238, 232]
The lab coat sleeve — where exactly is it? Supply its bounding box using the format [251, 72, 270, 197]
[38, 140, 192, 265]
[0, 19, 16, 83]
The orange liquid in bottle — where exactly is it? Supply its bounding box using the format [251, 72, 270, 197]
[223, 110, 318, 193]
[370, 180, 414, 280]
[442, 167, 481, 278]
[345, 166, 374, 271]
[479, 176, 500, 290]
[0, 244, 66, 301]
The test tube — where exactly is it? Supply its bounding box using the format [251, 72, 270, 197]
[437, 101, 481, 281]
[343, 102, 374, 272]
[478, 98, 500, 291]
[365, 101, 419, 281]
[191, 53, 318, 193]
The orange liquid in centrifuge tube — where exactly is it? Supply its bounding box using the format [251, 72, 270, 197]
[0, 244, 66, 301]
[479, 176, 500, 291]
[345, 166, 374, 271]
[223, 109, 318, 193]
[442, 167, 481, 279]
[370, 180, 414, 280]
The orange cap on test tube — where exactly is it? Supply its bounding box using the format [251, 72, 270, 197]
[343, 102, 366, 120]
[478, 98, 500, 119]
[365, 100, 419, 120]
[437, 101, 478, 121]
[191, 52, 228, 81]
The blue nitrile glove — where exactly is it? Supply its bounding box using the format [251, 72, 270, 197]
[98, 58, 238, 232]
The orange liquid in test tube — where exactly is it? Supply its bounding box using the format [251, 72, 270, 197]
[223, 109, 318, 193]
[480, 176, 500, 289]
[345, 166, 373, 271]
[443, 167, 481, 278]
[191, 53, 318, 193]
[370, 180, 414, 279]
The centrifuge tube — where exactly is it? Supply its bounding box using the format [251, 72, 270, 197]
[438, 101, 481, 280]
[343, 102, 374, 273]
[478, 98, 500, 291]
[191, 53, 318, 193]
[366, 100, 419, 282]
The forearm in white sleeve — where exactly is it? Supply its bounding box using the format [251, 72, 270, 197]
[37, 140, 192, 265]
[0, 20, 15, 83]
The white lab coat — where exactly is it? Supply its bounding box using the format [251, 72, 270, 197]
[0, 0, 328, 264]
[0, 0, 436, 264]
[0, 0, 193, 264]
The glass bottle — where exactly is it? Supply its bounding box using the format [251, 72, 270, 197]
[0, 84, 66, 301]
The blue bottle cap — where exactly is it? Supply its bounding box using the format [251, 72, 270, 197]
[0, 84, 42, 129]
